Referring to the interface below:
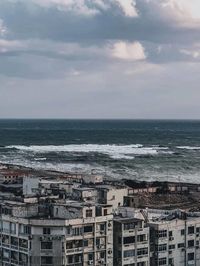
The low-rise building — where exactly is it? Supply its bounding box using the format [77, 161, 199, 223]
[96, 185, 128, 211]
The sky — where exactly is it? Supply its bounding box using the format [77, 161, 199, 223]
[0, 0, 200, 119]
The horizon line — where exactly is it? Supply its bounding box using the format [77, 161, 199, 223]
[0, 118, 200, 121]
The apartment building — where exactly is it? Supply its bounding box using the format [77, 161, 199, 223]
[147, 209, 200, 266]
[0, 199, 113, 266]
[113, 208, 150, 266]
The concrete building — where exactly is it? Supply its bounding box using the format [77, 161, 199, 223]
[83, 175, 103, 185]
[147, 209, 200, 266]
[0, 199, 113, 266]
[96, 185, 128, 211]
[72, 187, 98, 202]
[113, 208, 150, 266]
[23, 177, 40, 197]
[0, 170, 27, 184]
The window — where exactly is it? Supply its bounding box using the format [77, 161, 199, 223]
[158, 257, 167, 265]
[41, 242, 52, 250]
[124, 223, 135, 230]
[83, 240, 88, 247]
[19, 239, 28, 249]
[157, 244, 167, 252]
[188, 240, 194, 248]
[137, 248, 148, 256]
[168, 258, 174, 265]
[124, 249, 135, 258]
[68, 256, 73, 264]
[103, 209, 107, 216]
[137, 234, 147, 242]
[156, 230, 167, 238]
[169, 245, 175, 250]
[86, 209, 93, 218]
[74, 255, 82, 263]
[100, 224, 105, 231]
[41, 256, 53, 265]
[178, 243, 185, 248]
[169, 231, 173, 237]
[96, 238, 100, 246]
[188, 252, 194, 261]
[197, 227, 200, 233]
[137, 263, 146, 266]
[188, 226, 194, 234]
[84, 226, 93, 233]
[88, 253, 93, 261]
[72, 227, 82, 236]
[123, 236, 135, 244]
[43, 228, 51, 235]
[100, 252, 105, 259]
[181, 229, 185, 236]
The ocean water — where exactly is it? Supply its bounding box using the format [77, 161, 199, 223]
[0, 119, 200, 183]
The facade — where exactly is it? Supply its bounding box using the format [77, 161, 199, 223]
[114, 216, 150, 266]
[96, 185, 128, 211]
[0, 200, 113, 266]
[148, 210, 200, 266]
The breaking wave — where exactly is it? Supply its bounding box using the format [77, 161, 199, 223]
[176, 146, 200, 150]
[6, 144, 171, 160]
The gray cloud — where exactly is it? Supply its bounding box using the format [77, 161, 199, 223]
[0, 0, 200, 118]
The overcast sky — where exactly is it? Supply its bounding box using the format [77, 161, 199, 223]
[0, 0, 200, 119]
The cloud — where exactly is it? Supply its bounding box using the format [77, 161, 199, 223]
[180, 49, 200, 59]
[115, 0, 138, 17]
[2, 0, 138, 17]
[0, 39, 25, 53]
[0, 19, 7, 36]
[111, 41, 146, 61]
[143, 0, 200, 28]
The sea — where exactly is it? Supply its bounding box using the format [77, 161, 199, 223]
[0, 119, 200, 183]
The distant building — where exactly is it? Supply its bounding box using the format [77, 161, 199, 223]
[96, 185, 128, 211]
[83, 175, 103, 184]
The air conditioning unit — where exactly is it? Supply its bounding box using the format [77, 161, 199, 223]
[108, 249, 112, 255]
[88, 260, 93, 265]
[100, 259, 105, 264]
[39, 236, 45, 241]
[169, 237, 174, 241]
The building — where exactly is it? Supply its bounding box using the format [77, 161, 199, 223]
[83, 175, 103, 185]
[72, 187, 98, 202]
[96, 185, 128, 211]
[147, 209, 200, 266]
[0, 199, 113, 266]
[0, 170, 27, 184]
[113, 208, 150, 266]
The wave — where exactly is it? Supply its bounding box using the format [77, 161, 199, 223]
[6, 144, 170, 160]
[176, 146, 200, 150]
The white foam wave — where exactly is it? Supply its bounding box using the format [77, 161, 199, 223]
[176, 146, 200, 150]
[6, 144, 170, 159]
